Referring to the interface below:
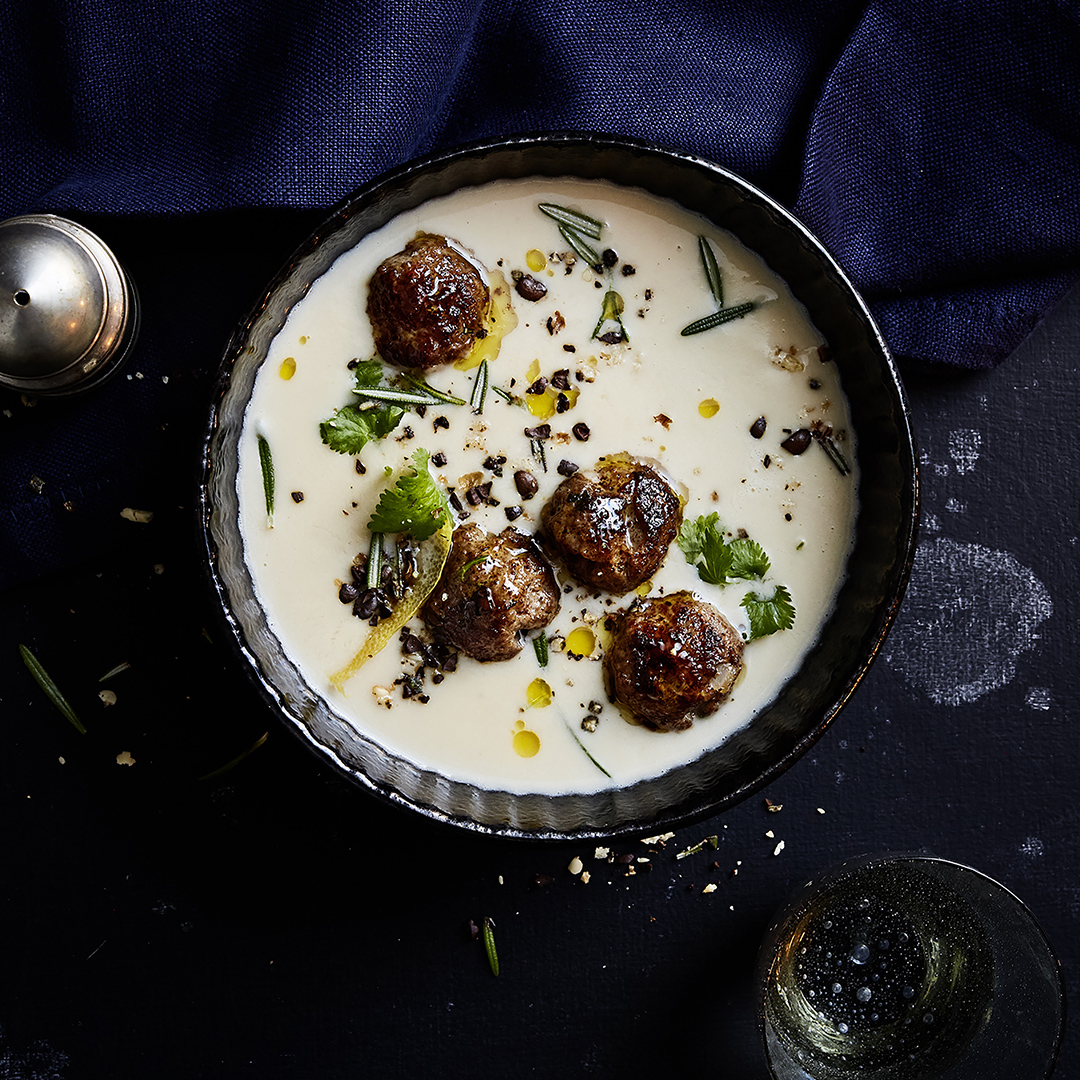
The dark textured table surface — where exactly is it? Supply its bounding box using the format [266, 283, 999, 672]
[1, 213, 1075, 1079]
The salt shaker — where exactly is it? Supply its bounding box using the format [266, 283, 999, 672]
[0, 213, 139, 395]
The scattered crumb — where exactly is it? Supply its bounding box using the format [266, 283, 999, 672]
[568, 856, 584, 875]
[773, 840, 785, 856]
[580, 870, 591, 884]
[58, 757, 65, 765]
[98, 690, 117, 707]
[372, 686, 393, 708]
[816, 807, 826, 814]
[120, 507, 153, 523]
[765, 830, 774, 838]
[641, 831, 674, 845]
[116, 751, 135, 766]
[702, 884, 717, 894]
[594, 845, 610, 860]
[498, 875, 504, 885]
[153, 563, 165, 575]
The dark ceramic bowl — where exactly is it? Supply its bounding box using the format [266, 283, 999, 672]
[199, 133, 918, 839]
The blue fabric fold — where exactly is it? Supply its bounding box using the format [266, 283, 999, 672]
[1, 0, 1078, 586]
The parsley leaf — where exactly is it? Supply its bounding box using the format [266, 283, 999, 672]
[741, 585, 796, 641]
[320, 361, 406, 454]
[367, 449, 449, 541]
[320, 402, 406, 455]
[727, 537, 770, 580]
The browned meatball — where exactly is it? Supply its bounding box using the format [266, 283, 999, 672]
[421, 524, 560, 662]
[603, 591, 743, 731]
[539, 457, 682, 595]
[367, 233, 489, 370]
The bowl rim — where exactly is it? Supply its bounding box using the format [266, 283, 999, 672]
[198, 131, 920, 840]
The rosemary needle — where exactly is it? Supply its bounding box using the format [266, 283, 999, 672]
[538, 203, 603, 239]
[532, 633, 549, 668]
[19, 644, 86, 734]
[469, 359, 489, 414]
[482, 916, 500, 977]
[257, 434, 275, 527]
[198, 731, 269, 781]
[698, 235, 724, 307]
[680, 302, 756, 337]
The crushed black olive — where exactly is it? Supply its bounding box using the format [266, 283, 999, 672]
[550, 369, 571, 390]
[750, 416, 767, 439]
[515, 274, 548, 301]
[555, 393, 570, 413]
[598, 330, 624, 344]
[291, 491, 305, 503]
[621, 264, 636, 276]
[355, 459, 366, 474]
[433, 415, 450, 430]
[505, 505, 523, 521]
[526, 377, 548, 395]
[514, 470, 539, 499]
[431, 451, 448, 467]
[562, 344, 576, 353]
[601, 248, 618, 268]
[339, 581, 358, 604]
[523, 424, 551, 440]
[482, 455, 506, 476]
[572, 422, 590, 441]
[781, 429, 813, 455]
[557, 459, 579, 477]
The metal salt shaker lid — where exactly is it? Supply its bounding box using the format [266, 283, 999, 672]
[0, 213, 139, 395]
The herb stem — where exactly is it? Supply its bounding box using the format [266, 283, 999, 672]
[198, 731, 269, 781]
[558, 223, 600, 268]
[355, 386, 454, 407]
[19, 644, 86, 734]
[680, 302, 756, 337]
[813, 430, 852, 476]
[399, 374, 467, 406]
[257, 434, 275, 527]
[566, 724, 612, 778]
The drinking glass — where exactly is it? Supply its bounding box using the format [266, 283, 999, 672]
[756, 853, 1064, 1079]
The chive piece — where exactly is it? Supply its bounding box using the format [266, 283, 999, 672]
[459, 554, 488, 580]
[566, 724, 612, 778]
[366, 532, 383, 590]
[19, 644, 86, 734]
[558, 223, 601, 268]
[399, 374, 467, 406]
[482, 916, 499, 976]
[698, 235, 724, 307]
[469, 359, 489, 414]
[533, 634, 549, 668]
[353, 386, 450, 407]
[813, 430, 852, 476]
[680, 302, 756, 337]
[98, 661, 131, 682]
[538, 203, 603, 239]
[257, 434, 275, 527]
[198, 731, 269, 781]
[492, 386, 515, 404]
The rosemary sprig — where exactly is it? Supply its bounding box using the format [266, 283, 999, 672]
[566, 723, 612, 778]
[532, 634, 549, 668]
[354, 385, 452, 407]
[399, 373, 467, 407]
[98, 661, 131, 682]
[257, 434, 275, 527]
[538, 203, 603, 239]
[19, 644, 86, 734]
[198, 731, 269, 781]
[680, 302, 756, 337]
[482, 916, 500, 977]
[698, 235, 724, 307]
[469, 359, 489, 414]
[813, 430, 852, 476]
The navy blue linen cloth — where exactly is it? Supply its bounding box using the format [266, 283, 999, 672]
[1, 0, 1078, 588]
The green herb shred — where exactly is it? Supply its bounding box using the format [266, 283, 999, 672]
[257, 433, 275, 526]
[19, 644, 86, 734]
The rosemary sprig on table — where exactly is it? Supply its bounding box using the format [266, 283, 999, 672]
[482, 916, 500, 976]
[566, 723, 612, 778]
[19, 644, 86, 734]
[198, 731, 269, 781]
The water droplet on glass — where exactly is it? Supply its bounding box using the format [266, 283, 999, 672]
[832, 983, 843, 995]
[837, 1022, 849, 1034]
[850, 943, 871, 964]
[902, 985, 915, 1000]
[923, 1012, 934, 1025]
[856, 987, 872, 1003]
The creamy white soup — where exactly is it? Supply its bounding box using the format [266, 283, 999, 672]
[237, 177, 858, 795]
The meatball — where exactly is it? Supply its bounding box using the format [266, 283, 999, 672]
[540, 457, 682, 595]
[421, 525, 560, 662]
[603, 591, 743, 732]
[367, 233, 489, 370]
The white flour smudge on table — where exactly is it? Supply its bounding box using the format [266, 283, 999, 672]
[883, 536, 1052, 706]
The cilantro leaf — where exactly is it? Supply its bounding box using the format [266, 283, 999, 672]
[367, 449, 449, 541]
[677, 513, 732, 585]
[741, 584, 796, 641]
[351, 360, 384, 389]
[727, 537, 770, 580]
[320, 401, 405, 455]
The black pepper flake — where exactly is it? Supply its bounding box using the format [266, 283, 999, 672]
[550, 369, 571, 390]
[416, 403, 427, 418]
[347, 358, 360, 369]
[598, 330, 623, 344]
[355, 459, 367, 474]
[571, 422, 590, 442]
[601, 248, 618, 268]
[809, 378, 821, 390]
[562, 344, 576, 353]
[523, 424, 550, 440]
[526, 376, 548, 395]
[555, 392, 570, 413]
[431, 451, 447, 467]
[505, 505, 523, 521]
[397, 426, 415, 441]
[557, 459, 579, 477]
[433, 415, 450, 430]
[644, 288, 653, 300]
[763, 455, 771, 468]
[291, 490, 305, 502]
[482, 455, 505, 476]
[785, 512, 793, 521]
[621, 264, 636, 276]
[546, 313, 565, 335]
